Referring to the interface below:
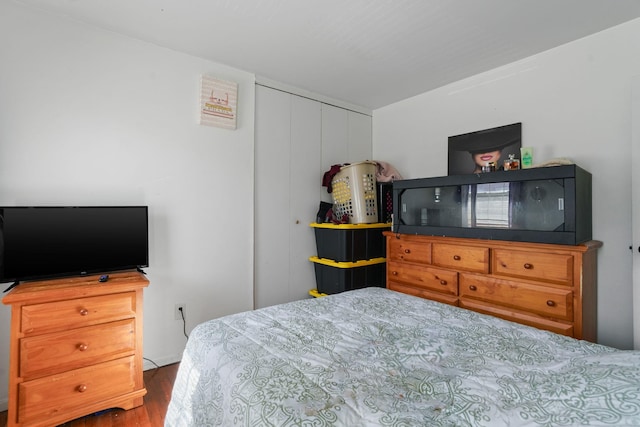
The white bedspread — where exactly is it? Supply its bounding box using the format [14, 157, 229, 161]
[165, 287, 640, 426]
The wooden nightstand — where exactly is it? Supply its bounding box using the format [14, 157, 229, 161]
[2, 270, 149, 427]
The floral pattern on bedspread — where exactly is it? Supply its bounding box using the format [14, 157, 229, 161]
[165, 287, 640, 426]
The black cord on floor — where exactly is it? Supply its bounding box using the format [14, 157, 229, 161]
[144, 357, 160, 369]
[179, 306, 189, 339]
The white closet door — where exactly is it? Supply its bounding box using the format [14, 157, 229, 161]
[632, 75, 640, 349]
[256, 86, 373, 308]
[289, 95, 321, 302]
[321, 104, 349, 205]
[255, 86, 291, 308]
[322, 106, 372, 165]
[347, 111, 373, 163]
[255, 87, 323, 308]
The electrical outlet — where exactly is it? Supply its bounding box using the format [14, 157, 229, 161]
[174, 303, 186, 320]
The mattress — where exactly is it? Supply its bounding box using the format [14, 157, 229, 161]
[165, 287, 640, 426]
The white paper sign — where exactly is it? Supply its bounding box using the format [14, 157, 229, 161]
[199, 75, 238, 130]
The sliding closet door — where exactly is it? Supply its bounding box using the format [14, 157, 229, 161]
[321, 105, 372, 165]
[255, 85, 372, 308]
[321, 104, 373, 203]
[289, 96, 322, 303]
[632, 75, 640, 349]
[254, 86, 320, 308]
[347, 110, 374, 164]
[255, 86, 290, 308]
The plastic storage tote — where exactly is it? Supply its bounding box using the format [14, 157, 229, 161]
[310, 222, 391, 262]
[309, 256, 386, 294]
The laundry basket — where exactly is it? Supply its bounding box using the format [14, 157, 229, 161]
[331, 161, 379, 224]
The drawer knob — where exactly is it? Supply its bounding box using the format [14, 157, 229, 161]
[77, 384, 87, 393]
[79, 308, 89, 316]
[546, 300, 556, 307]
[78, 343, 88, 352]
[453, 255, 461, 261]
[392, 271, 398, 276]
[404, 249, 411, 254]
[524, 263, 533, 269]
[469, 285, 477, 291]
[440, 280, 447, 285]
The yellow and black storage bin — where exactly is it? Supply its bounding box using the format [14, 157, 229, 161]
[310, 222, 391, 262]
[309, 222, 390, 295]
[309, 256, 386, 295]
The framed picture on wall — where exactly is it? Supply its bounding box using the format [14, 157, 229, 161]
[199, 75, 238, 130]
[447, 122, 522, 175]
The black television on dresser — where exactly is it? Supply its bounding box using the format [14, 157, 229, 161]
[0, 206, 149, 288]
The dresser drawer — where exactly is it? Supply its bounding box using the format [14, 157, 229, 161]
[387, 261, 457, 296]
[492, 249, 573, 284]
[388, 282, 458, 306]
[21, 292, 136, 335]
[20, 319, 136, 379]
[459, 299, 574, 337]
[387, 237, 431, 264]
[17, 356, 138, 425]
[459, 274, 573, 320]
[432, 243, 489, 273]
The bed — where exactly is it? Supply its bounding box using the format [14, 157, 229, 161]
[165, 287, 640, 426]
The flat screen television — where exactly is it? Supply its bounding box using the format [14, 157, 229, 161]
[0, 206, 149, 289]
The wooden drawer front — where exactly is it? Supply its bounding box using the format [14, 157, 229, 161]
[387, 237, 431, 264]
[493, 249, 573, 284]
[459, 299, 574, 337]
[18, 356, 137, 424]
[432, 243, 489, 273]
[20, 319, 136, 379]
[388, 282, 458, 306]
[21, 292, 136, 335]
[459, 274, 573, 321]
[387, 261, 457, 295]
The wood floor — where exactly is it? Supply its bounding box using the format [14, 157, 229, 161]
[0, 363, 179, 427]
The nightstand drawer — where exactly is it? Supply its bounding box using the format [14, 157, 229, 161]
[20, 319, 136, 379]
[18, 356, 137, 425]
[492, 249, 573, 284]
[21, 292, 136, 335]
[459, 274, 573, 320]
[432, 243, 489, 273]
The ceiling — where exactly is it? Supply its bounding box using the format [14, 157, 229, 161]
[16, 0, 640, 110]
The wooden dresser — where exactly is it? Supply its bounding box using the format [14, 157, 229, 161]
[2, 270, 149, 427]
[384, 232, 602, 341]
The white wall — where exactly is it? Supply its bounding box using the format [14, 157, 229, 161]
[0, 2, 256, 410]
[373, 18, 640, 350]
